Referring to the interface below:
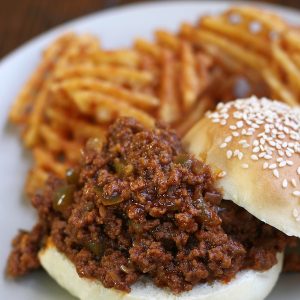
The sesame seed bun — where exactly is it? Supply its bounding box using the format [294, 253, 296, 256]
[183, 96, 300, 237]
[39, 241, 283, 300]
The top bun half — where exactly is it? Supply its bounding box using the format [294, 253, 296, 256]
[183, 96, 300, 237]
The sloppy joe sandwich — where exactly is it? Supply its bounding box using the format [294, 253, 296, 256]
[6, 113, 295, 300]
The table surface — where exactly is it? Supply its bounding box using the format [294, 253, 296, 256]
[0, 0, 300, 59]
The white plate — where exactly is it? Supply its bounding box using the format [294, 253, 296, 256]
[1, 1, 300, 299]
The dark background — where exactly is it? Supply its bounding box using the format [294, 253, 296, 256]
[0, 0, 299, 59]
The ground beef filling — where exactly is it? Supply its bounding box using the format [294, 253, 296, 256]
[7, 118, 290, 293]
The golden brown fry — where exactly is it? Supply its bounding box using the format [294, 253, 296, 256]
[134, 38, 161, 59]
[155, 30, 180, 51]
[138, 54, 160, 91]
[226, 7, 287, 32]
[92, 50, 140, 67]
[201, 43, 244, 74]
[195, 52, 214, 95]
[179, 41, 199, 110]
[54, 64, 154, 87]
[45, 106, 107, 142]
[25, 167, 49, 196]
[33, 148, 68, 177]
[39, 124, 81, 163]
[52, 77, 159, 109]
[291, 53, 300, 70]
[23, 34, 99, 148]
[9, 33, 76, 124]
[158, 49, 180, 123]
[200, 16, 270, 55]
[22, 88, 49, 147]
[181, 23, 267, 71]
[285, 31, 300, 51]
[262, 68, 298, 106]
[69, 90, 155, 128]
[272, 42, 300, 95]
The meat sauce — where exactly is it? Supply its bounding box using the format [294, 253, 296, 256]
[7, 118, 290, 293]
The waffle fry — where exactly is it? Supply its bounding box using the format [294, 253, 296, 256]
[92, 50, 140, 67]
[179, 41, 199, 110]
[68, 90, 155, 127]
[134, 38, 161, 59]
[54, 64, 155, 87]
[272, 42, 300, 96]
[200, 16, 270, 54]
[52, 78, 159, 109]
[181, 23, 268, 70]
[9, 34, 77, 124]
[155, 30, 180, 51]
[33, 148, 68, 177]
[158, 48, 180, 123]
[262, 68, 298, 106]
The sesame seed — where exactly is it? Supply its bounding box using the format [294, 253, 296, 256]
[233, 111, 242, 119]
[273, 169, 279, 178]
[269, 163, 277, 169]
[287, 160, 294, 166]
[230, 125, 237, 130]
[226, 150, 233, 159]
[282, 179, 288, 188]
[236, 121, 244, 128]
[242, 143, 250, 148]
[238, 152, 243, 160]
[251, 154, 258, 161]
[234, 149, 240, 157]
[291, 178, 297, 187]
[259, 152, 266, 158]
[218, 171, 226, 178]
[297, 167, 300, 175]
[293, 208, 299, 218]
[293, 191, 300, 197]
[232, 131, 239, 137]
[253, 140, 259, 147]
[279, 161, 286, 167]
[220, 143, 227, 149]
[263, 162, 269, 169]
[253, 146, 260, 153]
[225, 136, 232, 143]
[220, 120, 227, 126]
[242, 163, 249, 169]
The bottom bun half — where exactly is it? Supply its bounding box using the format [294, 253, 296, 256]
[39, 244, 283, 300]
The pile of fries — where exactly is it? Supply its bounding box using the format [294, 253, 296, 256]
[9, 6, 300, 196]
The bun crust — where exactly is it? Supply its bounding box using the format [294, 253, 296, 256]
[183, 97, 300, 237]
[39, 243, 283, 300]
